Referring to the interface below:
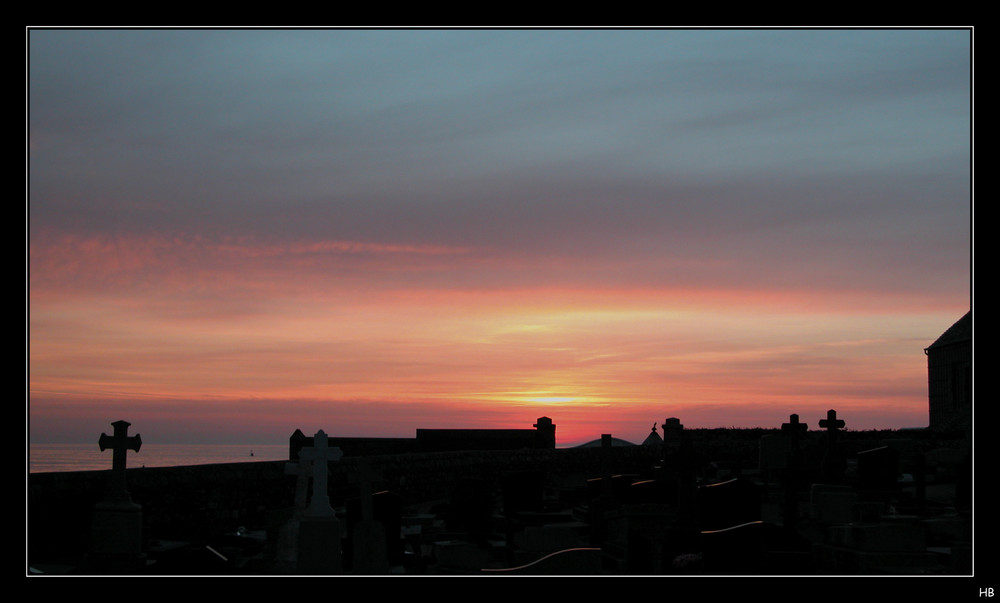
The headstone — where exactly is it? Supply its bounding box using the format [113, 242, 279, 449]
[819, 409, 847, 484]
[348, 458, 390, 574]
[284, 456, 314, 512]
[502, 470, 546, 517]
[603, 504, 676, 573]
[446, 477, 495, 542]
[97, 420, 142, 505]
[700, 521, 768, 574]
[514, 522, 589, 556]
[758, 433, 790, 480]
[782, 413, 808, 439]
[857, 446, 900, 499]
[809, 483, 859, 524]
[587, 435, 617, 547]
[88, 420, 145, 572]
[481, 547, 603, 575]
[826, 521, 927, 553]
[819, 408, 845, 432]
[700, 520, 813, 574]
[779, 414, 808, 532]
[272, 454, 315, 571]
[295, 430, 344, 574]
[626, 478, 677, 506]
[356, 490, 404, 567]
[697, 478, 762, 531]
[298, 431, 342, 518]
[758, 414, 808, 479]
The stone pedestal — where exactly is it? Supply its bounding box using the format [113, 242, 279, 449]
[87, 500, 146, 573]
[351, 519, 388, 574]
[297, 516, 342, 575]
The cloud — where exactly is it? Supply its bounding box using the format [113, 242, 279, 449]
[27, 28, 971, 442]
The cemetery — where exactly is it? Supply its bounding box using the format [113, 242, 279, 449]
[27, 410, 973, 576]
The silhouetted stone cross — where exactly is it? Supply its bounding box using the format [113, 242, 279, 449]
[819, 409, 844, 433]
[819, 409, 847, 484]
[299, 430, 343, 518]
[778, 414, 807, 532]
[781, 414, 808, 438]
[98, 420, 141, 502]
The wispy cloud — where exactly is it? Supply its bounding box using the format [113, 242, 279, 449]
[27, 28, 971, 443]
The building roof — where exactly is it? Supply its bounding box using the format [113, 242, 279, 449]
[573, 437, 636, 448]
[641, 427, 663, 447]
[926, 310, 972, 351]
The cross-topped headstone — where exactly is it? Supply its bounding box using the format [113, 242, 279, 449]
[98, 420, 142, 503]
[781, 414, 808, 438]
[819, 409, 845, 434]
[90, 420, 144, 571]
[819, 409, 847, 484]
[295, 430, 345, 574]
[298, 430, 343, 518]
[777, 414, 807, 531]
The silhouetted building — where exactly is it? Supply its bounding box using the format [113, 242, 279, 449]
[641, 424, 663, 453]
[290, 417, 556, 459]
[416, 416, 556, 452]
[925, 310, 972, 432]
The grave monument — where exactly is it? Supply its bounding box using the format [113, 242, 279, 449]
[295, 430, 344, 574]
[88, 420, 145, 572]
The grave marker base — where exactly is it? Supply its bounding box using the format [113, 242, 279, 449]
[87, 503, 146, 573]
[296, 516, 342, 575]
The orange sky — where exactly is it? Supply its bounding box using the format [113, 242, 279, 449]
[27, 29, 972, 447]
[28, 230, 967, 446]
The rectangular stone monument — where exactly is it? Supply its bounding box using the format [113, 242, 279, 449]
[347, 458, 390, 574]
[857, 446, 900, 497]
[697, 478, 762, 531]
[501, 470, 546, 517]
[809, 483, 859, 524]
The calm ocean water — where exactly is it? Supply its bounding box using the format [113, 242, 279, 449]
[28, 443, 289, 473]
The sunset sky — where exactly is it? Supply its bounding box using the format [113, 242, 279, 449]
[28, 28, 972, 447]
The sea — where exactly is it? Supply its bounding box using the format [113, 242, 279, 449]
[27, 443, 289, 474]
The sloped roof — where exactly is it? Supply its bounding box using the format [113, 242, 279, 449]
[927, 310, 972, 350]
[641, 427, 663, 447]
[573, 437, 636, 448]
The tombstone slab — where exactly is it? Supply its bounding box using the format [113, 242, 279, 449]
[349, 458, 389, 574]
